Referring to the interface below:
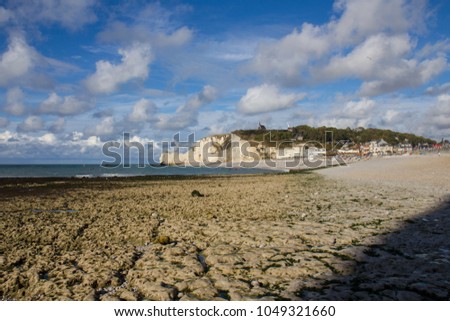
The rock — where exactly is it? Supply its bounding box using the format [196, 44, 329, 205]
[179, 293, 198, 301]
[100, 294, 120, 301]
[191, 190, 204, 197]
[82, 290, 97, 301]
[409, 283, 449, 299]
[251, 280, 260, 287]
[154, 235, 171, 245]
[139, 282, 177, 301]
[393, 290, 423, 300]
[119, 290, 138, 301]
[189, 278, 218, 300]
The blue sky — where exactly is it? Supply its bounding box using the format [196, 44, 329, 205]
[0, 0, 449, 163]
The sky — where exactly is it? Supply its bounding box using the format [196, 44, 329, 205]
[0, 0, 449, 163]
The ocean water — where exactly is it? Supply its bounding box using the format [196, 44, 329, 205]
[0, 164, 276, 178]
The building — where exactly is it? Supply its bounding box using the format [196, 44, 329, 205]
[338, 143, 360, 156]
[368, 139, 393, 156]
[394, 143, 412, 154]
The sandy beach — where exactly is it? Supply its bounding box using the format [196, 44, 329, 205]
[1, 154, 449, 301]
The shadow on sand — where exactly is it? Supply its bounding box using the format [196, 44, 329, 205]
[298, 196, 450, 300]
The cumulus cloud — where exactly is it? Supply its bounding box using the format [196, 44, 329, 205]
[237, 84, 305, 114]
[0, 117, 9, 128]
[84, 43, 153, 94]
[331, 0, 423, 45]
[246, 0, 447, 95]
[358, 56, 447, 97]
[317, 98, 377, 129]
[127, 99, 158, 123]
[153, 27, 193, 48]
[86, 116, 115, 136]
[98, 22, 192, 49]
[318, 34, 412, 80]
[38, 133, 57, 145]
[248, 25, 330, 86]
[425, 94, 450, 131]
[17, 116, 45, 132]
[341, 98, 376, 118]
[39, 92, 93, 115]
[4, 87, 26, 116]
[0, 35, 37, 86]
[379, 109, 407, 127]
[0, 130, 106, 160]
[5, 0, 97, 30]
[0, 6, 12, 24]
[425, 82, 450, 96]
[48, 117, 65, 133]
[157, 86, 218, 130]
[317, 33, 447, 96]
[97, 2, 192, 49]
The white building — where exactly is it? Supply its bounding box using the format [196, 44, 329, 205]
[368, 139, 393, 156]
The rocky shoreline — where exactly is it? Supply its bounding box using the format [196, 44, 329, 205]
[1, 155, 449, 300]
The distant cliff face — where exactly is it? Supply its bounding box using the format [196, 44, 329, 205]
[160, 133, 307, 166]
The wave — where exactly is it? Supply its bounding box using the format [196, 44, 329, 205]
[100, 173, 136, 178]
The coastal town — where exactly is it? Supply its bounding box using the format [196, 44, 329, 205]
[160, 124, 448, 166]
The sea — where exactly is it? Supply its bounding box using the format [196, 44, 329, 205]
[0, 164, 276, 178]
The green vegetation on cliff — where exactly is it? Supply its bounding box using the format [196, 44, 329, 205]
[232, 125, 436, 147]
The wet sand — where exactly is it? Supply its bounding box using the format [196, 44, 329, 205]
[1, 155, 449, 300]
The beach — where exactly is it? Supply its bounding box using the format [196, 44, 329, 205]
[1, 154, 449, 301]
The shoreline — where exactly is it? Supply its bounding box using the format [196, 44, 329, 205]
[0, 151, 445, 179]
[1, 154, 449, 301]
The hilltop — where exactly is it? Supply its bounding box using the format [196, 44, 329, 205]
[232, 125, 436, 147]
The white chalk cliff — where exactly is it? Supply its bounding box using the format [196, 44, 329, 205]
[160, 133, 308, 166]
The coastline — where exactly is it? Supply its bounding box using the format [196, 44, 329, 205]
[1, 154, 449, 300]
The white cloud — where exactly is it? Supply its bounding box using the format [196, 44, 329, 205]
[4, 87, 25, 116]
[153, 27, 193, 48]
[71, 131, 84, 142]
[0, 35, 36, 86]
[237, 84, 305, 114]
[127, 99, 158, 123]
[380, 109, 402, 126]
[316, 98, 377, 129]
[98, 22, 193, 49]
[6, 0, 97, 30]
[317, 33, 447, 96]
[246, 0, 447, 95]
[39, 92, 93, 115]
[0, 130, 16, 142]
[38, 133, 57, 145]
[157, 85, 218, 130]
[96, 2, 192, 49]
[84, 43, 153, 94]
[87, 116, 115, 136]
[342, 98, 376, 117]
[425, 94, 450, 131]
[0, 130, 107, 160]
[0, 6, 12, 24]
[17, 116, 45, 132]
[0, 117, 9, 128]
[417, 39, 450, 59]
[248, 25, 330, 85]
[48, 117, 65, 133]
[77, 135, 103, 153]
[318, 34, 412, 80]
[358, 56, 447, 96]
[425, 83, 450, 96]
[331, 0, 422, 45]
